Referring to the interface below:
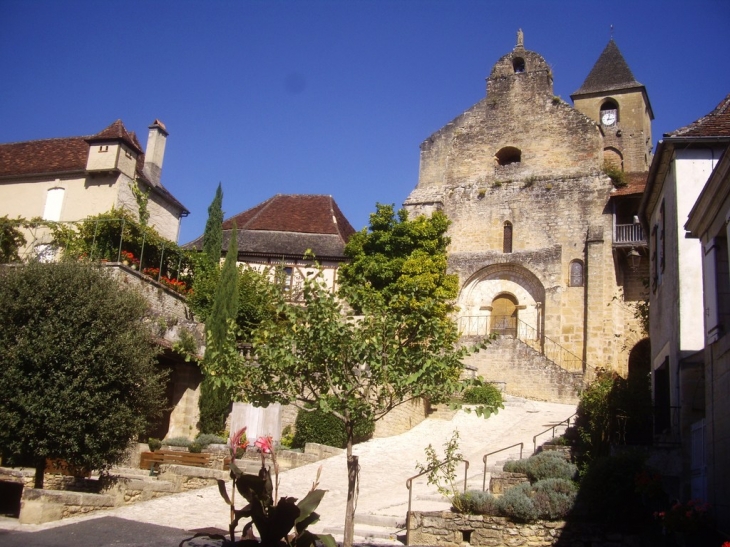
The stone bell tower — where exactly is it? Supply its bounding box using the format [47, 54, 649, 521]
[571, 39, 654, 173]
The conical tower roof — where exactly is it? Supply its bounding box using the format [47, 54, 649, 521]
[572, 39, 643, 96]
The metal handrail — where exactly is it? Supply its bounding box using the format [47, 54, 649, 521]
[405, 458, 469, 534]
[532, 413, 576, 453]
[458, 315, 585, 373]
[482, 442, 523, 491]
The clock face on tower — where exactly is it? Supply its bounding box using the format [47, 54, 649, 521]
[601, 109, 617, 126]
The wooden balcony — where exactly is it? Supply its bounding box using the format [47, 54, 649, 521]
[614, 223, 646, 247]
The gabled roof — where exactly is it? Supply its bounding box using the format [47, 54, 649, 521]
[572, 40, 643, 96]
[186, 194, 356, 260]
[0, 120, 188, 214]
[667, 93, 730, 138]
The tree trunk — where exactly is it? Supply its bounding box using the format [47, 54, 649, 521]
[343, 422, 358, 547]
[34, 458, 45, 489]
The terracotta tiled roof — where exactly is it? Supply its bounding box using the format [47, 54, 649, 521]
[86, 119, 143, 153]
[611, 171, 648, 197]
[667, 93, 730, 138]
[222, 194, 356, 238]
[0, 136, 88, 177]
[572, 40, 643, 96]
[185, 194, 356, 260]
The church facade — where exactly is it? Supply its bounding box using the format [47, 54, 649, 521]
[404, 32, 651, 400]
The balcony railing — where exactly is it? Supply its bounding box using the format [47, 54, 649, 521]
[614, 223, 645, 245]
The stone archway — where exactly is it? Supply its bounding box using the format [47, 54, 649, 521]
[457, 263, 545, 338]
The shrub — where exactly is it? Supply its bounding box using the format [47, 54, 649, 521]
[195, 433, 227, 447]
[163, 437, 192, 448]
[497, 479, 577, 522]
[148, 438, 162, 452]
[279, 425, 295, 449]
[452, 489, 499, 515]
[462, 383, 503, 406]
[531, 479, 577, 520]
[188, 442, 203, 453]
[577, 452, 656, 530]
[291, 408, 374, 449]
[498, 483, 538, 522]
[503, 451, 576, 483]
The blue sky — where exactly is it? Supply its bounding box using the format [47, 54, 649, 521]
[1, 0, 729, 245]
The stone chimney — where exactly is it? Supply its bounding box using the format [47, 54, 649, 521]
[143, 119, 168, 186]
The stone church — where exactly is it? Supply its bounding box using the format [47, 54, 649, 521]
[404, 32, 651, 403]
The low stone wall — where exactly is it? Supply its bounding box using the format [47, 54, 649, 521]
[158, 464, 229, 491]
[488, 472, 528, 496]
[19, 488, 115, 524]
[407, 511, 640, 546]
[373, 398, 430, 438]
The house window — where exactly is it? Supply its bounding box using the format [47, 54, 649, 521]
[651, 225, 658, 292]
[99, 145, 109, 152]
[569, 260, 584, 287]
[503, 221, 513, 253]
[42, 187, 65, 221]
[660, 200, 666, 273]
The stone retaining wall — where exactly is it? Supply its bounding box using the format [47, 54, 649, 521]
[407, 511, 640, 546]
[373, 398, 430, 438]
[19, 488, 115, 524]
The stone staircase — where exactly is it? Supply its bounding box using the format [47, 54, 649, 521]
[463, 335, 583, 404]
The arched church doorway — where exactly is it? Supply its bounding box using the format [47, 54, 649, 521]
[491, 293, 518, 336]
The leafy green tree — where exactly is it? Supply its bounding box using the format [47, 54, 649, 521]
[205, 204, 479, 547]
[338, 203, 459, 321]
[0, 215, 27, 263]
[0, 261, 166, 488]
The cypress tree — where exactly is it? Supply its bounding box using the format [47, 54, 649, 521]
[199, 224, 239, 434]
[202, 182, 223, 265]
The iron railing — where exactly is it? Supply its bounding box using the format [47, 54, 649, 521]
[532, 414, 576, 453]
[482, 443, 523, 491]
[458, 315, 585, 373]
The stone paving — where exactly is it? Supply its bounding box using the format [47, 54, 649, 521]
[0, 396, 576, 545]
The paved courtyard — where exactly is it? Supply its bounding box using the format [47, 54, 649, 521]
[0, 395, 576, 546]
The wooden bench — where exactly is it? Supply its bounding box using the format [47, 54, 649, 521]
[139, 450, 210, 474]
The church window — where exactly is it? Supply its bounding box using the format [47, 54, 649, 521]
[496, 146, 521, 166]
[513, 57, 525, 73]
[503, 221, 513, 253]
[569, 260, 584, 287]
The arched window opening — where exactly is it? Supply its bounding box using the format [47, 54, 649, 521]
[603, 147, 624, 171]
[496, 146, 521, 166]
[513, 57, 525, 73]
[569, 260, 584, 287]
[503, 221, 513, 254]
[600, 99, 619, 126]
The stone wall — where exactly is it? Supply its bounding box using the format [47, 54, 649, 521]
[407, 511, 641, 547]
[373, 398, 429, 438]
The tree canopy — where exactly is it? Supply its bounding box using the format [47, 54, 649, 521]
[0, 261, 166, 487]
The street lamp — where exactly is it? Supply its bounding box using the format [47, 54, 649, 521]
[628, 247, 641, 272]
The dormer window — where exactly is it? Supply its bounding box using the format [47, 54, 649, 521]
[513, 57, 525, 73]
[496, 146, 521, 166]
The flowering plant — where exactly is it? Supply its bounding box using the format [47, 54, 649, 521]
[120, 250, 139, 268]
[654, 499, 712, 533]
[213, 427, 336, 546]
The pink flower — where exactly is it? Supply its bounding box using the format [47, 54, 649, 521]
[229, 427, 248, 456]
[255, 435, 273, 454]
